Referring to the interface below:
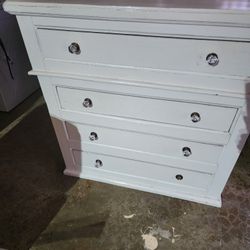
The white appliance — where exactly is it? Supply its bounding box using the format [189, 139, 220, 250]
[0, 1, 38, 111]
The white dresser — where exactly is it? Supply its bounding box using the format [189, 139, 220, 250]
[4, 0, 250, 207]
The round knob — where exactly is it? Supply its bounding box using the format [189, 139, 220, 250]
[176, 174, 183, 180]
[89, 132, 98, 141]
[191, 112, 201, 123]
[206, 53, 219, 66]
[95, 159, 103, 168]
[68, 42, 81, 55]
[83, 98, 93, 108]
[182, 147, 192, 157]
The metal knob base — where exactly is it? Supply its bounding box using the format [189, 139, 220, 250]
[83, 98, 93, 108]
[89, 132, 98, 141]
[95, 159, 103, 168]
[182, 147, 192, 157]
[68, 42, 81, 55]
[206, 53, 219, 66]
[191, 112, 201, 123]
[176, 174, 183, 180]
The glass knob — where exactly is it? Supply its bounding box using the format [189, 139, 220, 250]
[95, 159, 103, 168]
[191, 112, 201, 123]
[68, 42, 81, 55]
[182, 147, 192, 157]
[89, 132, 98, 141]
[83, 98, 93, 108]
[176, 174, 183, 180]
[206, 53, 219, 66]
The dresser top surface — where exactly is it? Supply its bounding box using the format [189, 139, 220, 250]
[4, 0, 250, 25]
[4, 0, 250, 11]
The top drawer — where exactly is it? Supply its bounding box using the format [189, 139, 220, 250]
[37, 28, 250, 77]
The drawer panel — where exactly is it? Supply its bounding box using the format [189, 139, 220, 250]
[66, 122, 222, 166]
[58, 87, 237, 132]
[38, 29, 250, 77]
[73, 150, 213, 191]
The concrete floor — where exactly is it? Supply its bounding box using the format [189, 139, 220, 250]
[0, 90, 249, 250]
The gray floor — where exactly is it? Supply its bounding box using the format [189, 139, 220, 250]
[0, 90, 249, 250]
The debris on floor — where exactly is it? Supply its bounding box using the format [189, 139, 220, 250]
[123, 214, 136, 219]
[141, 225, 181, 249]
[149, 226, 172, 240]
[141, 233, 158, 250]
[171, 226, 181, 243]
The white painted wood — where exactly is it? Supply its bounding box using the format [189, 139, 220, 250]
[16, 16, 44, 70]
[72, 150, 214, 191]
[70, 141, 219, 174]
[29, 70, 249, 100]
[48, 75, 245, 107]
[3, 0, 250, 28]
[37, 28, 250, 78]
[29, 67, 250, 98]
[59, 108, 231, 146]
[5, 0, 250, 207]
[32, 16, 250, 41]
[207, 104, 250, 199]
[36, 76, 79, 174]
[57, 87, 237, 132]
[4, 0, 250, 11]
[65, 122, 222, 173]
[64, 167, 221, 207]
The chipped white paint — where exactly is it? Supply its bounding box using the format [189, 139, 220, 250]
[141, 234, 158, 250]
[171, 227, 181, 243]
[141, 225, 174, 249]
[149, 226, 171, 240]
[141, 225, 181, 248]
[158, 228, 172, 240]
[141, 226, 159, 250]
[123, 214, 136, 219]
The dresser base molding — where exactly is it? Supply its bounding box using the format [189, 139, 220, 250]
[63, 168, 222, 207]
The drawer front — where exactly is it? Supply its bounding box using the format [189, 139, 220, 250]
[38, 29, 250, 77]
[58, 87, 237, 132]
[73, 150, 213, 191]
[66, 122, 222, 166]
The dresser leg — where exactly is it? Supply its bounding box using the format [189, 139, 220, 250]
[50, 117, 79, 176]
